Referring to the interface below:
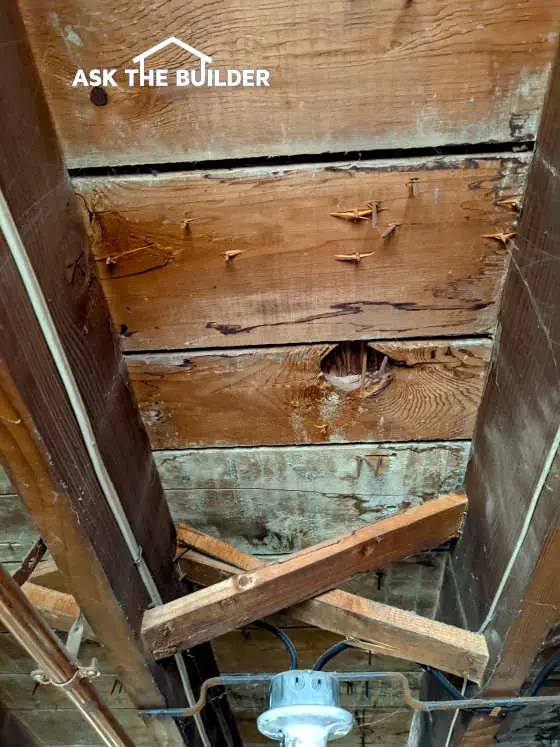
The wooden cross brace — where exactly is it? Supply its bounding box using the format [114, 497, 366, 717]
[142, 493, 488, 682]
[23, 494, 488, 682]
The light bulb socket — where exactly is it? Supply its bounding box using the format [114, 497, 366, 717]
[257, 670, 353, 744]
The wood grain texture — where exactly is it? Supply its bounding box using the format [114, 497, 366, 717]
[0, 442, 469, 559]
[143, 494, 467, 656]
[425, 48, 560, 747]
[18, 2, 559, 167]
[128, 339, 490, 448]
[160, 442, 469, 552]
[28, 560, 67, 593]
[0, 5, 239, 742]
[0, 564, 134, 747]
[20, 583, 95, 641]
[182, 552, 448, 624]
[0, 495, 38, 564]
[0, 365, 180, 730]
[176, 528, 487, 681]
[75, 156, 526, 349]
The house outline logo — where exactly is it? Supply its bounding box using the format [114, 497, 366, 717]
[132, 36, 213, 86]
[71, 35, 271, 88]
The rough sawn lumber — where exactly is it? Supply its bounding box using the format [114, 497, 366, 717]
[143, 493, 467, 657]
[177, 527, 487, 682]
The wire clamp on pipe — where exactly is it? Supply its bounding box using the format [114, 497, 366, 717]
[31, 658, 101, 689]
[133, 545, 144, 566]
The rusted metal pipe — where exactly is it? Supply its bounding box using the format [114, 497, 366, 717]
[0, 564, 133, 747]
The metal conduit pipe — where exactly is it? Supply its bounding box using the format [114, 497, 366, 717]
[141, 672, 560, 719]
[0, 564, 133, 747]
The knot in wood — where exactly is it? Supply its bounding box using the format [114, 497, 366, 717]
[236, 574, 254, 589]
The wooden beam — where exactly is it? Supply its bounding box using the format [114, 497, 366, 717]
[0, 5, 239, 744]
[20, 583, 95, 641]
[178, 539, 487, 682]
[461, 506, 560, 745]
[0, 365, 185, 744]
[28, 560, 67, 593]
[21, 557, 487, 683]
[0, 564, 133, 746]
[159, 442, 470, 554]
[425, 45, 560, 747]
[144, 493, 467, 658]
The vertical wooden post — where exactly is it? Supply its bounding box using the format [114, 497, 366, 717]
[420, 47, 560, 747]
[0, 3, 239, 745]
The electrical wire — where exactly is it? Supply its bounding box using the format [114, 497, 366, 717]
[250, 621, 298, 670]
[312, 641, 352, 671]
[420, 666, 468, 702]
[423, 650, 560, 720]
[0, 188, 211, 746]
[526, 649, 560, 696]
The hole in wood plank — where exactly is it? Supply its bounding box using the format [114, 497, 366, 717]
[320, 342, 394, 398]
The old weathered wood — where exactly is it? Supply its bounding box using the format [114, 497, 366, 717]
[179, 540, 449, 624]
[0, 6, 239, 743]
[28, 560, 67, 593]
[0, 495, 38, 565]
[1, 442, 468, 559]
[161, 442, 469, 553]
[177, 529, 487, 680]
[18, 2, 559, 168]
[129, 340, 490, 448]
[144, 493, 467, 657]
[12, 540, 47, 587]
[14, 708, 180, 747]
[76, 156, 525, 349]
[0, 700, 37, 747]
[20, 556, 486, 680]
[0, 366, 182, 739]
[0, 564, 134, 746]
[20, 583, 95, 641]
[425, 47, 560, 747]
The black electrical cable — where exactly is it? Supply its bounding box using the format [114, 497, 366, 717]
[251, 620, 298, 670]
[421, 649, 560, 716]
[312, 641, 352, 671]
[420, 665, 467, 701]
[526, 648, 560, 696]
[312, 641, 560, 711]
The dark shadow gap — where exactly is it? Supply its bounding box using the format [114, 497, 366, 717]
[69, 140, 534, 179]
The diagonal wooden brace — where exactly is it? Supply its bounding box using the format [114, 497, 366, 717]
[176, 550, 488, 684]
[142, 495, 481, 673]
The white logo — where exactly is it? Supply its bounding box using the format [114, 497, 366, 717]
[72, 35, 271, 88]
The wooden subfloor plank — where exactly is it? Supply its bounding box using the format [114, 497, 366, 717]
[75, 156, 525, 348]
[18, 1, 559, 167]
[128, 340, 490, 448]
[160, 441, 469, 553]
[144, 493, 467, 657]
